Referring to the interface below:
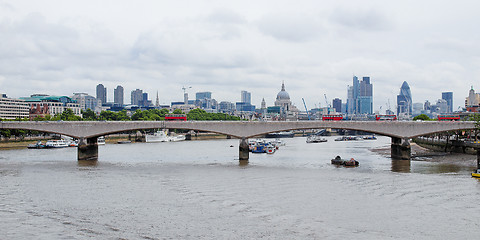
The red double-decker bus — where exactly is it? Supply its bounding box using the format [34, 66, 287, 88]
[322, 114, 343, 121]
[437, 115, 460, 121]
[165, 114, 187, 121]
[375, 115, 397, 121]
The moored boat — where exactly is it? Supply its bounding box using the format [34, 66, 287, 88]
[306, 135, 327, 143]
[363, 135, 377, 140]
[146, 130, 170, 142]
[27, 141, 45, 149]
[472, 170, 480, 178]
[335, 136, 361, 141]
[97, 136, 106, 145]
[265, 131, 294, 138]
[45, 140, 69, 148]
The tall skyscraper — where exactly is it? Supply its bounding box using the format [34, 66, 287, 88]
[346, 76, 373, 115]
[332, 98, 342, 113]
[96, 84, 107, 105]
[397, 81, 412, 116]
[241, 90, 251, 104]
[441, 92, 453, 113]
[131, 89, 143, 106]
[114, 85, 124, 106]
[358, 77, 373, 114]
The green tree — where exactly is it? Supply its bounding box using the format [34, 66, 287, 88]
[82, 108, 97, 121]
[413, 114, 430, 121]
[172, 108, 184, 114]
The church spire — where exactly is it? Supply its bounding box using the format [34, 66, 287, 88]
[155, 91, 159, 107]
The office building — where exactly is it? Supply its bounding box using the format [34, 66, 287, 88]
[441, 92, 453, 113]
[0, 95, 29, 119]
[241, 91, 251, 104]
[96, 84, 107, 105]
[332, 98, 342, 113]
[131, 89, 143, 106]
[397, 81, 412, 117]
[114, 85, 124, 106]
[347, 76, 373, 115]
[71, 93, 97, 110]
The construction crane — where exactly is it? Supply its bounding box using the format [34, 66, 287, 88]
[324, 94, 331, 108]
[182, 86, 192, 94]
[302, 98, 310, 120]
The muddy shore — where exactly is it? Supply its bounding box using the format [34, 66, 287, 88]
[371, 142, 477, 167]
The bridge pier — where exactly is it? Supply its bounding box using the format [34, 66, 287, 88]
[239, 137, 249, 161]
[391, 137, 411, 160]
[78, 137, 98, 161]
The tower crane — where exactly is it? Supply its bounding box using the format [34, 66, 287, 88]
[302, 98, 310, 120]
[324, 94, 331, 108]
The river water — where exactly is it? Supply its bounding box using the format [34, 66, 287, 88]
[1, 136, 479, 239]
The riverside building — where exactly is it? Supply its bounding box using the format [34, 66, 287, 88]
[0, 94, 29, 119]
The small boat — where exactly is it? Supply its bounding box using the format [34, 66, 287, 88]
[68, 140, 78, 147]
[266, 145, 276, 154]
[362, 135, 377, 140]
[170, 134, 186, 142]
[334, 136, 360, 141]
[146, 130, 170, 142]
[117, 140, 132, 144]
[27, 141, 45, 149]
[265, 131, 294, 138]
[331, 156, 359, 166]
[97, 136, 106, 145]
[306, 135, 327, 143]
[45, 140, 69, 148]
[472, 170, 480, 178]
[252, 144, 266, 153]
[344, 158, 359, 166]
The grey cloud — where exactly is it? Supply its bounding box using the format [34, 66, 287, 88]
[256, 13, 325, 42]
[330, 8, 392, 31]
[206, 9, 247, 25]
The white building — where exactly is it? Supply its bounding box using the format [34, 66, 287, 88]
[0, 95, 29, 119]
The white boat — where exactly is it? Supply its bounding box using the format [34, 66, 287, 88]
[266, 145, 276, 154]
[170, 134, 186, 142]
[146, 130, 170, 142]
[145, 130, 186, 142]
[45, 139, 69, 148]
[306, 135, 327, 143]
[97, 136, 106, 145]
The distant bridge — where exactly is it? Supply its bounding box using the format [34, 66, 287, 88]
[1, 120, 478, 161]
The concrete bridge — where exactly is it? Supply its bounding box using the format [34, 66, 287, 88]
[1, 120, 478, 163]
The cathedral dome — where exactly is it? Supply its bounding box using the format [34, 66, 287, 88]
[276, 82, 290, 100]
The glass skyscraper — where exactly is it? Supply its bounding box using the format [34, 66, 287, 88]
[397, 81, 412, 116]
[347, 76, 373, 115]
[441, 92, 453, 113]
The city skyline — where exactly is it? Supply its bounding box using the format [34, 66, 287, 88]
[1, 1, 479, 111]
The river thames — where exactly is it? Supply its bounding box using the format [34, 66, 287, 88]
[1, 136, 479, 239]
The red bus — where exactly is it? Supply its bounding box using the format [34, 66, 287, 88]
[437, 115, 460, 121]
[322, 114, 343, 121]
[375, 115, 397, 121]
[165, 114, 187, 121]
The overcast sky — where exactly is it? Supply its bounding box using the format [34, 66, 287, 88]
[1, 0, 479, 112]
